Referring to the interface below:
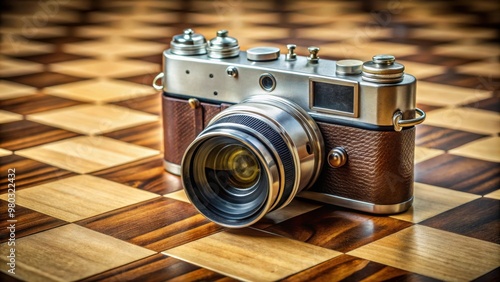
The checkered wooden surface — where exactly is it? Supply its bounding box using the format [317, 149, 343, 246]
[1, 0, 499, 281]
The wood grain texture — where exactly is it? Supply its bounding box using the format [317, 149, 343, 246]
[0, 155, 75, 193]
[424, 107, 500, 135]
[281, 254, 439, 282]
[16, 136, 159, 174]
[264, 206, 412, 252]
[415, 153, 500, 195]
[112, 93, 161, 114]
[164, 228, 342, 281]
[0, 93, 84, 115]
[449, 136, 500, 162]
[27, 104, 158, 135]
[77, 197, 223, 252]
[348, 225, 500, 281]
[4, 71, 87, 89]
[103, 121, 162, 150]
[0, 175, 159, 222]
[421, 197, 500, 244]
[80, 253, 236, 282]
[0, 120, 80, 151]
[0, 200, 67, 243]
[415, 124, 487, 151]
[93, 156, 181, 195]
[0, 110, 22, 123]
[0, 224, 156, 282]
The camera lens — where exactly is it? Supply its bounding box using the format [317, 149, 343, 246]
[182, 95, 324, 228]
[259, 73, 276, 92]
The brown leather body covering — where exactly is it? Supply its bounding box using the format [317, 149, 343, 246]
[163, 94, 415, 205]
[313, 122, 415, 205]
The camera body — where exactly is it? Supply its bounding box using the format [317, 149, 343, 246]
[154, 29, 425, 227]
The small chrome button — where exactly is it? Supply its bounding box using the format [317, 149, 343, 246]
[328, 147, 347, 168]
[247, 47, 280, 61]
[336, 59, 363, 75]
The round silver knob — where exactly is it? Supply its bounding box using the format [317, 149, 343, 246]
[308, 46, 320, 63]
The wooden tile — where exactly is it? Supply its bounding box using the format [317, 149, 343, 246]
[254, 199, 323, 229]
[0, 80, 37, 100]
[27, 104, 158, 135]
[474, 267, 500, 282]
[0, 224, 156, 281]
[112, 93, 160, 114]
[77, 197, 223, 252]
[63, 38, 166, 59]
[0, 175, 159, 222]
[464, 96, 500, 112]
[414, 146, 444, 164]
[44, 78, 156, 103]
[16, 136, 159, 174]
[164, 228, 341, 281]
[390, 183, 480, 223]
[0, 200, 67, 243]
[348, 225, 500, 281]
[80, 253, 235, 282]
[49, 59, 160, 78]
[457, 60, 500, 77]
[0, 56, 43, 77]
[421, 197, 500, 244]
[118, 72, 158, 86]
[415, 153, 499, 195]
[416, 124, 487, 151]
[424, 107, 500, 135]
[398, 53, 478, 67]
[14, 52, 91, 64]
[0, 110, 22, 124]
[410, 27, 496, 42]
[0, 148, 12, 157]
[434, 42, 500, 59]
[103, 121, 162, 150]
[484, 190, 500, 200]
[423, 72, 496, 89]
[75, 25, 177, 39]
[4, 71, 87, 89]
[398, 60, 446, 80]
[282, 254, 439, 282]
[449, 136, 500, 163]
[93, 156, 181, 195]
[0, 120, 80, 151]
[0, 93, 84, 115]
[264, 206, 412, 252]
[321, 41, 418, 60]
[0, 155, 75, 193]
[164, 189, 189, 202]
[416, 81, 491, 107]
[0, 39, 53, 56]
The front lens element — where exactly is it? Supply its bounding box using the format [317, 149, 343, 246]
[211, 145, 260, 189]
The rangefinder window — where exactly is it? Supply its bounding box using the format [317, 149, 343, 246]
[310, 79, 359, 117]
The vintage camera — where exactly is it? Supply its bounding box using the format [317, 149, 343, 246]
[153, 29, 425, 228]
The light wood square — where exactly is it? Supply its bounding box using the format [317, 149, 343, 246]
[399, 61, 446, 80]
[0, 148, 12, 157]
[63, 38, 166, 59]
[76, 23, 177, 38]
[0, 224, 156, 281]
[164, 228, 341, 281]
[164, 189, 189, 203]
[434, 42, 500, 59]
[0, 37, 53, 56]
[0, 80, 37, 100]
[321, 42, 418, 60]
[449, 136, 500, 163]
[49, 59, 160, 78]
[457, 60, 500, 77]
[0, 175, 159, 222]
[416, 81, 491, 107]
[44, 78, 156, 103]
[484, 190, 500, 200]
[390, 182, 480, 223]
[414, 146, 444, 164]
[0, 56, 44, 77]
[348, 225, 500, 281]
[27, 104, 158, 135]
[297, 25, 392, 43]
[16, 136, 159, 173]
[425, 107, 500, 135]
[0, 110, 22, 123]
[410, 27, 495, 41]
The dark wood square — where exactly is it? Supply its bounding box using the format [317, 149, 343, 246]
[119, 73, 158, 86]
[0, 155, 76, 193]
[422, 72, 494, 89]
[0, 120, 81, 151]
[0, 93, 84, 115]
[112, 93, 160, 115]
[0, 200, 67, 243]
[13, 52, 91, 65]
[282, 254, 439, 282]
[416, 124, 487, 151]
[4, 71, 88, 89]
[264, 206, 412, 253]
[415, 154, 500, 195]
[76, 197, 224, 252]
[92, 156, 181, 195]
[463, 96, 500, 112]
[103, 121, 162, 150]
[398, 53, 478, 67]
[421, 198, 500, 244]
[80, 253, 235, 282]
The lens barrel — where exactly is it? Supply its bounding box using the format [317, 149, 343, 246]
[181, 96, 324, 228]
